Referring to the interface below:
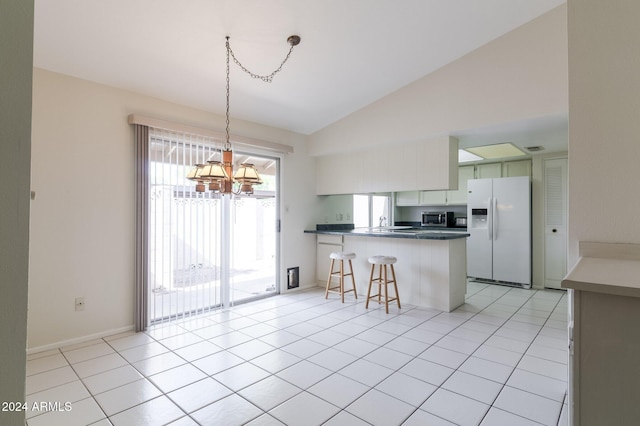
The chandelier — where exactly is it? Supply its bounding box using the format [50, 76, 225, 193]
[187, 35, 301, 195]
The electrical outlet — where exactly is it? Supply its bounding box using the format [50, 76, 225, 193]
[75, 297, 85, 311]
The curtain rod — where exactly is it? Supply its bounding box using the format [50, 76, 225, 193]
[128, 114, 294, 154]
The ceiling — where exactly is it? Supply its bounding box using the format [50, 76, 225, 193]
[34, 0, 567, 151]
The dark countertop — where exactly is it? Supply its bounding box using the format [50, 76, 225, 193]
[305, 226, 469, 240]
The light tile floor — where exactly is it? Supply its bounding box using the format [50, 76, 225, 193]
[25, 282, 569, 426]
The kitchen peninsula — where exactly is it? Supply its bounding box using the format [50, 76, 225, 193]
[305, 226, 469, 312]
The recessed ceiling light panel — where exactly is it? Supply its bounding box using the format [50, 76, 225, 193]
[466, 143, 526, 159]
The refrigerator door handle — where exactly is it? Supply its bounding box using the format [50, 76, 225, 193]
[493, 197, 498, 240]
[487, 197, 493, 240]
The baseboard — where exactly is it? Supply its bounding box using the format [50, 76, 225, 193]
[27, 325, 135, 355]
[283, 283, 319, 293]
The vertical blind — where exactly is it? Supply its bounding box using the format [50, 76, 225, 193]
[147, 128, 225, 324]
[134, 124, 149, 331]
[135, 120, 283, 329]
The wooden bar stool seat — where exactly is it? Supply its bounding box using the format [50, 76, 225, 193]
[325, 252, 357, 303]
[365, 255, 401, 314]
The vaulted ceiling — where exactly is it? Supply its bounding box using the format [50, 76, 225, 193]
[34, 0, 567, 150]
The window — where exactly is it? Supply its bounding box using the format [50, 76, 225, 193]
[353, 194, 391, 227]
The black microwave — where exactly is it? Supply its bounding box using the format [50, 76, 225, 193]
[421, 211, 455, 227]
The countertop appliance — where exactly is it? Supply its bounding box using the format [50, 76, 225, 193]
[467, 176, 531, 287]
[421, 211, 454, 227]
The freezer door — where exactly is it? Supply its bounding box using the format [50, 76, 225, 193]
[466, 179, 493, 280]
[492, 176, 531, 285]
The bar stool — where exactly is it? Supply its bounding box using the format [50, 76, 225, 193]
[366, 255, 401, 314]
[325, 252, 357, 303]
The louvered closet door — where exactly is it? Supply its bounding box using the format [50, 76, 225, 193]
[544, 157, 568, 289]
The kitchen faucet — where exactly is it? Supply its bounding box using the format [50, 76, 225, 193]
[379, 216, 387, 227]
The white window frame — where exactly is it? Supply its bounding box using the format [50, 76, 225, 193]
[353, 194, 391, 228]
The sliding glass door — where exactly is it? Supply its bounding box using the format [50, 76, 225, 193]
[147, 129, 278, 324]
[229, 193, 277, 304]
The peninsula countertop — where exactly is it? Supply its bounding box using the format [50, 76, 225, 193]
[304, 226, 469, 240]
[309, 224, 468, 311]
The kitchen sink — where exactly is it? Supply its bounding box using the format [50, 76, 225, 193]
[366, 226, 413, 232]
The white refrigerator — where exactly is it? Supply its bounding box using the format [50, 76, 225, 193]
[466, 176, 531, 287]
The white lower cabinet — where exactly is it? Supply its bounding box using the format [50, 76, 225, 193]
[568, 289, 640, 426]
[316, 235, 343, 283]
[341, 236, 467, 312]
[562, 242, 640, 426]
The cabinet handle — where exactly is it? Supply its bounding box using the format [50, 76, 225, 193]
[552, 229, 557, 233]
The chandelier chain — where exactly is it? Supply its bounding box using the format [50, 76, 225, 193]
[225, 37, 231, 151]
[226, 38, 297, 83]
[189, 35, 299, 195]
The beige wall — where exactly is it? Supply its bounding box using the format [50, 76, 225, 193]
[0, 1, 33, 424]
[567, 1, 640, 264]
[29, 69, 319, 350]
[309, 5, 568, 156]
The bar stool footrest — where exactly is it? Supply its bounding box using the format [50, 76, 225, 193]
[327, 287, 356, 294]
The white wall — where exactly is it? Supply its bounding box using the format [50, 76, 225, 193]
[29, 69, 319, 350]
[0, 1, 33, 423]
[567, 1, 640, 264]
[309, 5, 567, 156]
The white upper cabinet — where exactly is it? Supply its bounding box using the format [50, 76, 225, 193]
[417, 164, 474, 206]
[395, 160, 531, 206]
[396, 191, 420, 206]
[316, 136, 458, 195]
[419, 190, 447, 205]
[475, 162, 502, 179]
[316, 154, 354, 195]
[446, 165, 475, 204]
[502, 159, 532, 178]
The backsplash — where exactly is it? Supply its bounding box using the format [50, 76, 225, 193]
[318, 194, 353, 224]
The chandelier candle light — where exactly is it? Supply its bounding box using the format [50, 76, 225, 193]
[187, 35, 301, 195]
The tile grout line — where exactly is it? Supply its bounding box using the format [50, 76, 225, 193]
[470, 288, 568, 425]
[25, 285, 568, 426]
